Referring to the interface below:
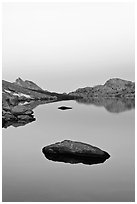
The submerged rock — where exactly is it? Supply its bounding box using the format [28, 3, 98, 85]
[42, 140, 110, 165]
[58, 106, 72, 110]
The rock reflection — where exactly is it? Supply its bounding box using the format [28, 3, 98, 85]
[2, 117, 36, 128]
[76, 97, 135, 113]
[58, 106, 72, 110]
[42, 152, 109, 165]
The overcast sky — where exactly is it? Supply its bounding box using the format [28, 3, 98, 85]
[3, 2, 134, 92]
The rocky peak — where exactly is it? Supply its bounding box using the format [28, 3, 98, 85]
[104, 78, 134, 89]
[14, 78, 43, 91]
[15, 77, 24, 85]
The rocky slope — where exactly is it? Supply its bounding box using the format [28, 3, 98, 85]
[14, 77, 43, 91]
[69, 78, 135, 98]
[68, 78, 135, 113]
[2, 78, 75, 128]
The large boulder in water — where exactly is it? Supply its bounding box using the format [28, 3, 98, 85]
[42, 140, 110, 165]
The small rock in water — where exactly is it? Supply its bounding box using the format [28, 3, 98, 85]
[42, 140, 110, 165]
[58, 106, 72, 110]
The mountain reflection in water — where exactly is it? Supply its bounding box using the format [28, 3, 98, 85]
[18, 97, 135, 114]
[2, 97, 134, 128]
[76, 97, 135, 113]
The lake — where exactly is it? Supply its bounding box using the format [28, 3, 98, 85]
[2, 100, 135, 202]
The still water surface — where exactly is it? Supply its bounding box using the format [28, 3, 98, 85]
[2, 101, 135, 202]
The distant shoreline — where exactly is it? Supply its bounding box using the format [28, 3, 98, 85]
[2, 77, 135, 128]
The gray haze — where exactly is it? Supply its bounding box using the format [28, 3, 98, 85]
[3, 2, 134, 92]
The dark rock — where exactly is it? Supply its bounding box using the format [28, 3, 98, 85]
[42, 140, 110, 165]
[58, 106, 72, 110]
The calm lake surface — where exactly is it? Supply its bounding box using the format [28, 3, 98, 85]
[2, 100, 135, 202]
